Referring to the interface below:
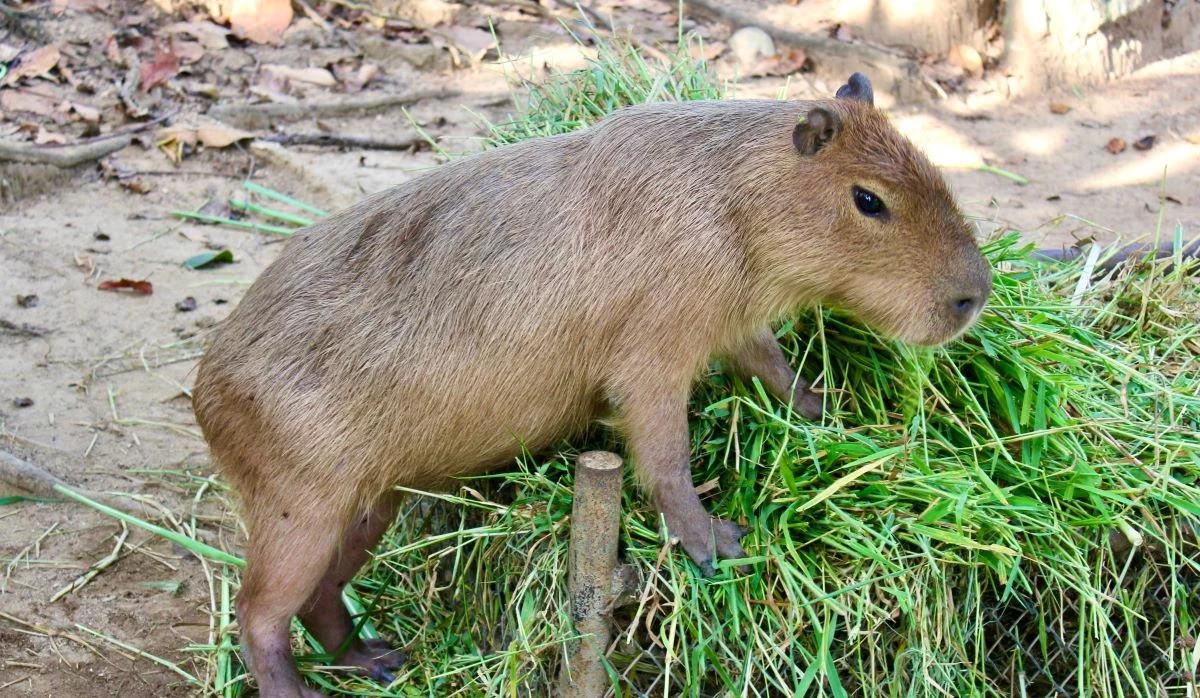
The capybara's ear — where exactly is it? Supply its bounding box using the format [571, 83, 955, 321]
[792, 107, 840, 155]
[835, 72, 874, 105]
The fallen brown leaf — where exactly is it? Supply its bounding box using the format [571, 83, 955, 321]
[750, 48, 809, 77]
[119, 178, 154, 194]
[437, 26, 496, 64]
[1105, 137, 1127, 154]
[229, 0, 294, 44]
[0, 89, 60, 118]
[1048, 101, 1071, 115]
[98, 278, 153, 294]
[948, 44, 983, 78]
[261, 64, 337, 87]
[69, 102, 101, 122]
[174, 39, 205, 64]
[196, 122, 254, 148]
[1133, 135, 1156, 151]
[140, 41, 181, 92]
[4, 45, 61, 84]
[34, 126, 67, 145]
[165, 20, 230, 50]
[334, 62, 378, 92]
[51, 0, 108, 12]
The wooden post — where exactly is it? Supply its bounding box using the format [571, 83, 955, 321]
[559, 450, 624, 698]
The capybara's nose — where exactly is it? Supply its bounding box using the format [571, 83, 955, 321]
[952, 294, 982, 320]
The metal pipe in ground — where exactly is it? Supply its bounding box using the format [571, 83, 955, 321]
[559, 450, 624, 698]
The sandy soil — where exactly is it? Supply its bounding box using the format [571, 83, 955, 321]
[1, 1, 1197, 695]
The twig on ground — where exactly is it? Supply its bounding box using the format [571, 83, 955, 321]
[208, 87, 461, 130]
[0, 449, 178, 523]
[0, 319, 49, 337]
[117, 49, 148, 119]
[259, 132, 432, 151]
[0, 136, 132, 168]
[1033, 238, 1200, 274]
[49, 523, 130, 602]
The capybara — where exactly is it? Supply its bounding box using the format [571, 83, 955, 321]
[193, 72, 992, 696]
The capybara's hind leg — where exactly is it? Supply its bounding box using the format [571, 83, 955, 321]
[298, 492, 405, 683]
[238, 506, 343, 698]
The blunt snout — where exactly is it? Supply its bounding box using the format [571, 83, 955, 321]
[945, 250, 993, 333]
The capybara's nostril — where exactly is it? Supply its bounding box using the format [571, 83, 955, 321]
[952, 295, 981, 320]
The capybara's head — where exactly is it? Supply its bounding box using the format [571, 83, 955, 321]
[784, 73, 992, 346]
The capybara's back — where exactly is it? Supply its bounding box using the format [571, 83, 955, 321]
[193, 74, 992, 696]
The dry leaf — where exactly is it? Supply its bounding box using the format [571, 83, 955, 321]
[98, 278, 153, 294]
[52, 0, 109, 13]
[1048, 101, 1071, 115]
[196, 122, 254, 147]
[174, 39, 205, 64]
[947, 44, 983, 78]
[750, 48, 809, 77]
[166, 21, 230, 50]
[334, 62, 378, 92]
[229, 0, 294, 44]
[438, 26, 496, 64]
[0, 43, 20, 63]
[261, 64, 337, 87]
[5, 45, 61, 84]
[69, 102, 101, 122]
[34, 126, 67, 144]
[1105, 137, 1127, 154]
[140, 41, 181, 91]
[1133, 135, 1156, 151]
[0, 89, 60, 117]
[120, 178, 154, 194]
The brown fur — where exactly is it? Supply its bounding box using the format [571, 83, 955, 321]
[192, 75, 991, 696]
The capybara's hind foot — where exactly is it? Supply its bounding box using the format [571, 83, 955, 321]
[342, 638, 406, 684]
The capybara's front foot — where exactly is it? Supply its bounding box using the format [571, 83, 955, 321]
[792, 382, 824, 420]
[669, 512, 749, 577]
[341, 638, 406, 684]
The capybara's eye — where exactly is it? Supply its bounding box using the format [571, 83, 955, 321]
[852, 186, 886, 218]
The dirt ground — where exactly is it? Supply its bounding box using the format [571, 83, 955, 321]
[1, 1, 1198, 695]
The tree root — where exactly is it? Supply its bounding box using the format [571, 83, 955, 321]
[259, 132, 432, 151]
[1034, 239, 1200, 274]
[208, 87, 462, 130]
[1, 448, 184, 525]
[0, 135, 132, 168]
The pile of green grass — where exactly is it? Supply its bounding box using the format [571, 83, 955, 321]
[174, 39, 1199, 697]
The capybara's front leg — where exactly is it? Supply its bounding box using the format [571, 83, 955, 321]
[619, 391, 747, 576]
[727, 328, 823, 420]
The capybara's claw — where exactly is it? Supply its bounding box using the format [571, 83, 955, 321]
[342, 638, 405, 685]
[677, 517, 751, 576]
[793, 385, 824, 420]
[712, 518, 749, 562]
